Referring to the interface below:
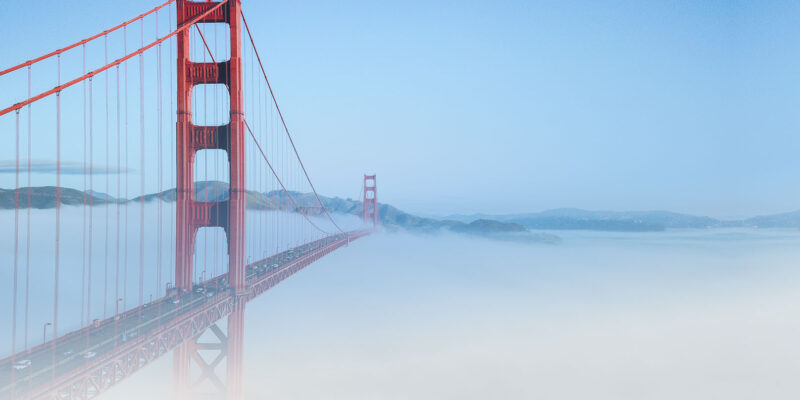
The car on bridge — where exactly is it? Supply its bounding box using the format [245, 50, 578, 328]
[13, 359, 31, 371]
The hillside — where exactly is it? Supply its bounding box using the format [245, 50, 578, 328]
[446, 208, 722, 231]
[14, 183, 800, 233]
[744, 211, 800, 228]
[0, 183, 545, 241]
[0, 187, 110, 209]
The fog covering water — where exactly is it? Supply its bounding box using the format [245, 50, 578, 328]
[88, 228, 800, 399]
[0, 202, 366, 356]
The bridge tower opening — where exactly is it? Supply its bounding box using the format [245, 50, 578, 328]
[363, 174, 379, 227]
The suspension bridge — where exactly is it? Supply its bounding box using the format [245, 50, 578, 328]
[0, 1, 378, 398]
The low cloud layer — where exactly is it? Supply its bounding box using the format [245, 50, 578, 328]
[101, 230, 800, 399]
[0, 159, 131, 175]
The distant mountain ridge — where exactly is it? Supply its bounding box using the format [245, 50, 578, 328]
[0, 183, 545, 240]
[445, 207, 800, 230]
[744, 210, 800, 228]
[6, 184, 800, 231]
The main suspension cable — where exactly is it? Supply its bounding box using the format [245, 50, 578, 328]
[244, 120, 332, 235]
[0, 0, 229, 117]
[0, 0, 176, 77]
[240, 10, 344, 234]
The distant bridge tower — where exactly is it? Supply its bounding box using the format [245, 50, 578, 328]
[363, 174, 378, 227]
[174, 1, 245, 399]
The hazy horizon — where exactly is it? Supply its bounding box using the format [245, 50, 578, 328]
[1, 182, 797, 221]
[1, 1, 799, 398]
[3, 0, 800, 218]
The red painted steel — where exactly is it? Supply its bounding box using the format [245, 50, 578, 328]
[175, 2, 247, 397]
[363, 175, 379, 227]
[175, 0, 245, 294]
[226, 306, 244, 400]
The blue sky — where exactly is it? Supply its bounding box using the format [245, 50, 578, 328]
[2, 0, 800, 218]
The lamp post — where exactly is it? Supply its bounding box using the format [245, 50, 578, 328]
[116, 298, 123, 316]
[43, 322, 52, 345]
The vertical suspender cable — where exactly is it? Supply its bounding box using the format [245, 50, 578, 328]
[81, 44, 87, 328]
[265, 57, 270, 253]
[81, 45, 87, 326]
[104, 35, 110, 319]
[116, 64, 121, 317]
[241, 35, 246, 259]
[8, 108, 16, 389]
[167, 2, 177, 290]
[13, 109, 19, 357]
[55, 53, 62, 339]
[258, 48, 262, 257]
[25, 65, 32, 351]
[252, 41, 258, 257]
[157, 9, 164, 298]
[155, 9, 164, 323]
[202, 23, 208, 283]
[272, 98, 277, 252]
[88, 76, 94, 326]
[124, 26, 129, 312]
[115, 62, 121, 343]
[213, 23, 220, 278]
[10, 110, 18, 391]
[53, 55, 61, 380]
[139, 18, 146, 309]
[169, 2, 176, 292]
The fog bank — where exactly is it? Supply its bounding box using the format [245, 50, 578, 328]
[105, 229, 800, 399]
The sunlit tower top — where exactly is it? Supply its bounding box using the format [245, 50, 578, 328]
[363, 174, 379, 227]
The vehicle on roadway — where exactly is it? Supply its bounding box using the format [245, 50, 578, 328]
[13, 360, 31, 370]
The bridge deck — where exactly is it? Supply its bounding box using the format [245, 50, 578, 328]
[0, 230, 369, 400]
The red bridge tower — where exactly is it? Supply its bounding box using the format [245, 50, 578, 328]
[175, 0, 246, 294]
[363, 174, 378, 227]
[174, 1, 245, 398]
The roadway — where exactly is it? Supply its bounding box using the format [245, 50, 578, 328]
[0, 232, 358, 400]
